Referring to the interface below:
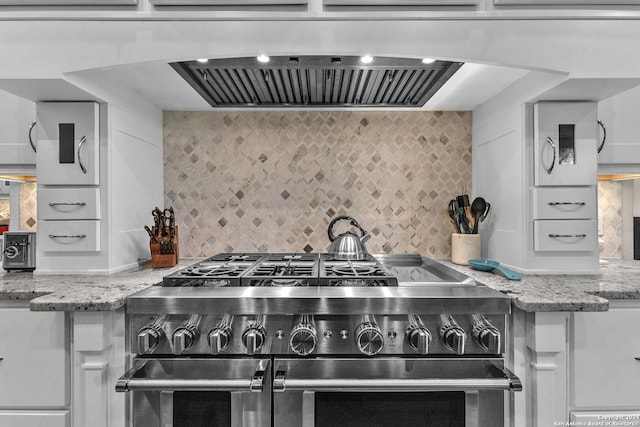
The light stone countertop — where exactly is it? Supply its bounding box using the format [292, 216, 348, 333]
[1, 257, 639, 312]
[0, 260, 194, 311]
[437, 258, 640, 312]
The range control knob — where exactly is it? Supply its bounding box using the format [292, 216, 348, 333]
[137, 314, 167, 354]
[406, 314, 431, 355]
[472, 314, 501, 354]
[355, 315, 384, 356]
[172, 314, 201, 356]
[242, 321, 267, 356]
[289, 315, 317, 356]
[208, 315, 234, 355]
[439, 314, 466, 355]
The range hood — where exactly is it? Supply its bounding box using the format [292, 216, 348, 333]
[171, 56, 463, 108]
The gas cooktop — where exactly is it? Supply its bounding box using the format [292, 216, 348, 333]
[162, 253, 402, 288]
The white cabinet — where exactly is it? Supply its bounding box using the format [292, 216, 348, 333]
[531, 102, 599, 259]
[495, 0, 640, 4]
[534, 102, 598, 187]
[0, 307, 69, 408]
[0, 90, 36, 167]
[597, 85, 640, 169]
[571, 305, 640, 409]
[0, 411, 70, 427]
[36, 102, 99, 186]
[0, 0, 136, 5]
[0, 305, 69, 427]
[36, 101, 101, 255]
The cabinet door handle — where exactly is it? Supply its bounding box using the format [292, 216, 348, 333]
[597, 120, 606, 154]
[28, 121, 37, 153]
[548, 234, 587, 239]
[635, 356, 640, 361]
[48, 202, 87, 207]
[48, 234, 87, 239]
[544, 137, 556, 175]
[548, 202, 586, 206]
[78, 135, 88, 174]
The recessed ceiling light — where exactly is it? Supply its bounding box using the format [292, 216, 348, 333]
[257, 54, 270, 63]
[360, 55, 374, 64]
[196, 58, 209, 63]
[422, 57, 436, 64]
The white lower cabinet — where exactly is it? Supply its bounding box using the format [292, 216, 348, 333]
[0, 305, 69, 426]
[571, 306, 640, 410]
[0, 305, 128, 427]
[0, 307, 68, 407]
[0, 411, 70, 427]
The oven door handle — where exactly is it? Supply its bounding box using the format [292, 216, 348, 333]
[273, 366, 522, 392]
[116, 362, 268, 393]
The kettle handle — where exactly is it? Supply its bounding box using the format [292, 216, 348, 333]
[328, 215, 367, 242]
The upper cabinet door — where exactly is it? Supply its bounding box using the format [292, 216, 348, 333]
[36, 102, 100, 186]
[534, 102, 598, 187]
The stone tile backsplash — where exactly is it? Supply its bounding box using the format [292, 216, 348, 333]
[164, 111, 472, 258]
[598, 180, 622, 258]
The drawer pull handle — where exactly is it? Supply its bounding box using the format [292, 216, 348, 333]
[78, 135, 88, 174]
[48, 202, 87, 207]
[548, 234, 587, 239]
[635, 356, 640, 361]
[597, 120, 606, 154]
[544, 137, 556, 175]
[548, 202, 586, 206]
[28, 121, 37, 153]
[48, 234, 87, 239]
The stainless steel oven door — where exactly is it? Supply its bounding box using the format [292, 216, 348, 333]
[273, 357, 521, 427]
[116, 358, 271, 427]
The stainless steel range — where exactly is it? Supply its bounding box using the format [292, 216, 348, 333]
[116, 253, 521, 427]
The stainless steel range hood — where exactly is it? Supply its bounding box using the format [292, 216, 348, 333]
[171, 56, 463, 108]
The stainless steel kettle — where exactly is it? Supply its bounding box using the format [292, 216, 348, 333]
[327, 215, 371, 260]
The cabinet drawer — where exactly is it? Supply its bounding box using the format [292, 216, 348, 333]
[533, 219, 597, 252]
[38, 220, 100, 252]
[39, 187, 100, 220]
[0, 309, 68, 408]
[0, 411, 69, 427]
[532, 187, 596, 220]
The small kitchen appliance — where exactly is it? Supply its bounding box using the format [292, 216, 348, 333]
[2, 231, 36, 271]
[327, 215, 370, 260]
[117, 252, 520, 427]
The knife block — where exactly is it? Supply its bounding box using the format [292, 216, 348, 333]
[150, 225, 179, 268]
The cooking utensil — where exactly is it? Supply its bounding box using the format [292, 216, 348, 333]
[448, 200, 460, 233]
[445, 208, 458, 233]
[327, 215, 370, 260]
[145, 225, 158, 244]
[470, 197, 487, 234]
[468, 259, 521, 281]
[479, 202, 491, 223]
[152, 207, 163, 237]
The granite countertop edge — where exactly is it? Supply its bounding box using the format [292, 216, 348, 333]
[1, 258, 639, 313]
